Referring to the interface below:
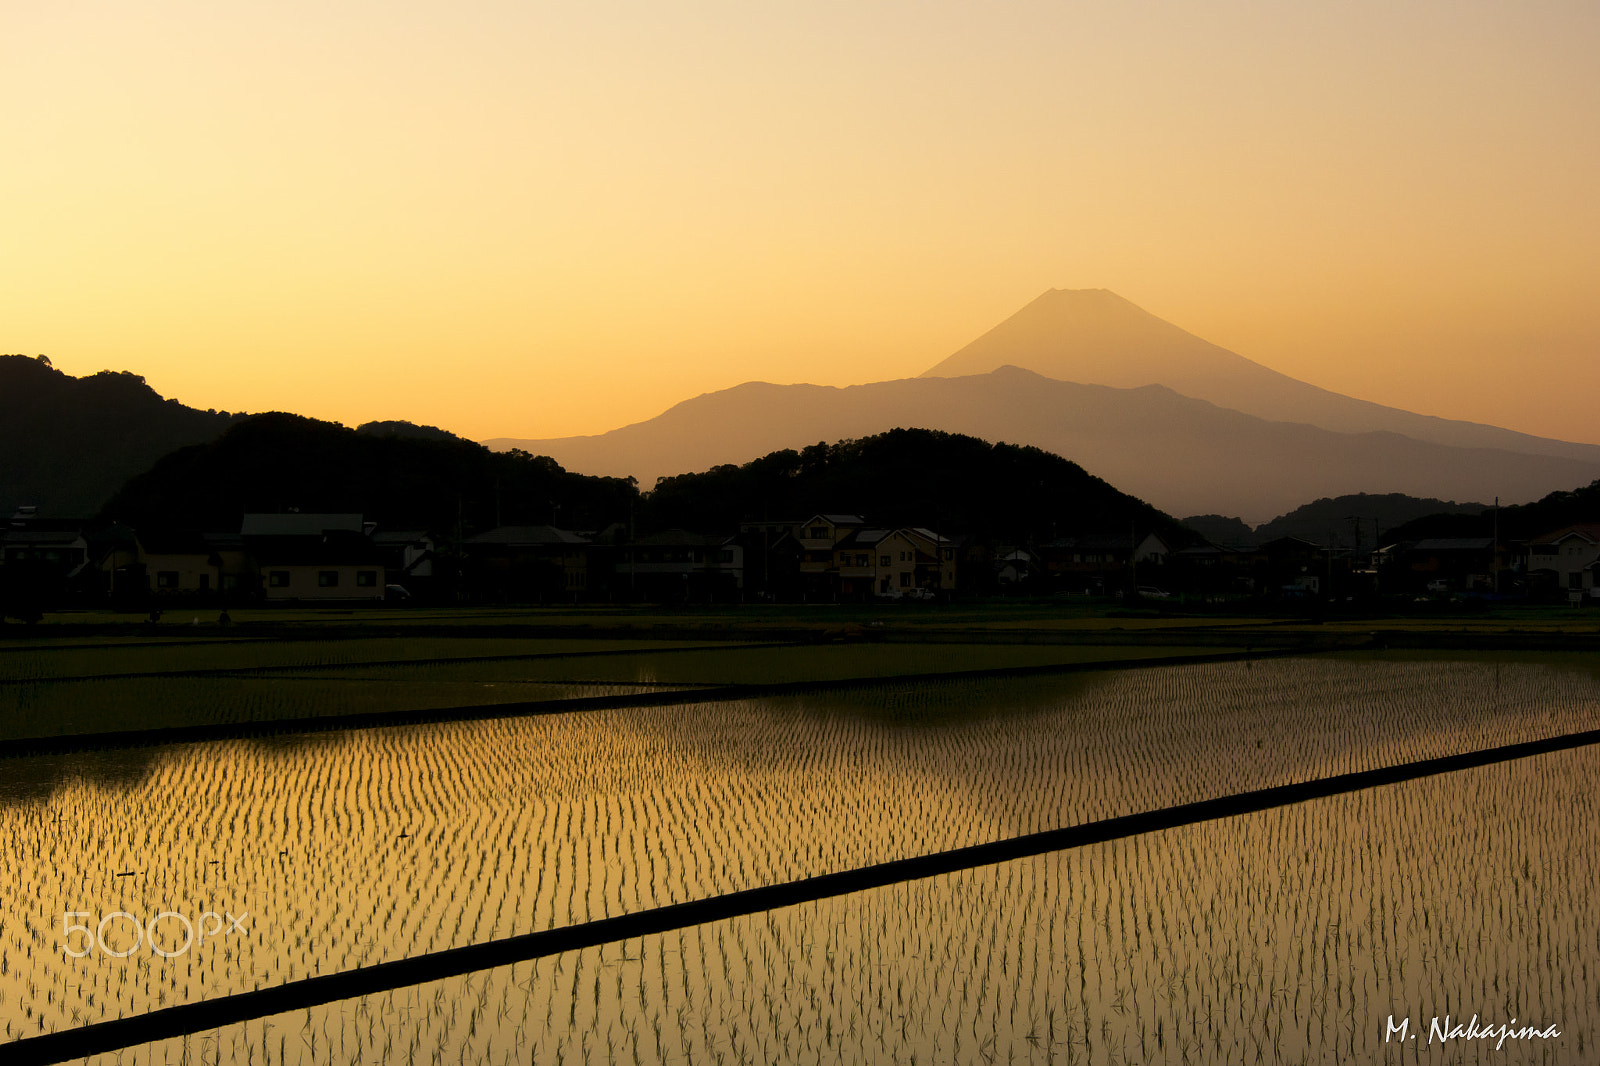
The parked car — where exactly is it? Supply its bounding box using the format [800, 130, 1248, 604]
[1135, 585, 1171, 599]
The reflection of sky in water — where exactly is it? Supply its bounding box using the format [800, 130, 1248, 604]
[2, 654, 1599, 1048]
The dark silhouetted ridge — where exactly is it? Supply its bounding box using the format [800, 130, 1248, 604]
[0, 355, 237, 515]
[645, 427, 1192, 546]
[101, 413, 637, 534]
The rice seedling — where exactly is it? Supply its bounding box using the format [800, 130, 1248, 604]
[0, 653, 1595, 1063]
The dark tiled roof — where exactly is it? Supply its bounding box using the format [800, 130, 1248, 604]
[1530, 524, 1600, 547]
[1255, 536, 1323, 551]
[1044, 536, 1130, 552]
[466, 526, 589, 547]
[372, 530, 431, 546]
[253, 531, 383, 566]
[1, 530, 86, 546]
[242, 513, 364, 537]
[630, 530, 730, 548]
[139, 530, 214, 556]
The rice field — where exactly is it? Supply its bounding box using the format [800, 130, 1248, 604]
[0, 639, 1224, 741]
[2, 653, 1598, 1062]
[68, 744, 1600, 1066]
[0, 637, 738, 682]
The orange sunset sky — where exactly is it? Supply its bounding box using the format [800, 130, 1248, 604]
[5, 2, 1598, 446]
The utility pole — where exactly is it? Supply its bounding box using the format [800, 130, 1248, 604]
[1493, 496, 1500, 595]
[1129, 519, 1137, 598]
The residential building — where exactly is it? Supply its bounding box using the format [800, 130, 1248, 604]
[1400, 538, 1507, 594]
[1040, 533, 1170, 594]
[464, 526, 592, 601]
[136, 530, 221, 600]
[245, 515, 385, 602]
[616, 530, 742, 602]
[1527, 525, 1600, 602]
[373, 529, 436, 591]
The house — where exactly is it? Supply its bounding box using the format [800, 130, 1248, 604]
[1250, 535, 1325, 596]
[464, 525, 592, 601]
[240, 516, 386, 602]
[0, 507, 102, 616]
[1401, 538, 1506, 594]
[254, 530, 385, 602]
[794, 515, 867, 600]
[734, 519, 807, 601]
[1, 529, 90, 574]
[203, 532, 256, 599]
[1167, 540, 1249, 596]
[135, 530, 221, 600]
[616, 530, 742, 602]
[801, 524, 956, 601]
[1526, 525, 1600, 602]
[901, 527, 959, 594]
[1039, 533, 1169, 594]
[796, 515, 866, 569]
[242, 513, 366, 537]
[373, 530, 435, 592]
[993, 546, 1033, 588]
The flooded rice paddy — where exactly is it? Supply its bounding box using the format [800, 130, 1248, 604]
[0, 639, 1218, 742]
[1, 650, 1598, 1062]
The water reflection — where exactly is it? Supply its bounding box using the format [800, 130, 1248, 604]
[3, 653, 1599, 1051]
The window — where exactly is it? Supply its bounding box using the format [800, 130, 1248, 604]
[879, 555, 890, 567]
[1571, 572, 1585, 590]
[356, 571, 378, 587]
[719, 549, 734, 563]
[318, 571, 340, 588]
[943, 549, 953, 560]
[268, 571, 290, 588]
[807, 525, 829, 539]
[156, 571, 179, 589]
[899, 572, 911, 588]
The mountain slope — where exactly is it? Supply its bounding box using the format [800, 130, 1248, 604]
[103, 413, 638, 534]
[485, 367, 1600, 523]
[0, 356, 237, 516]
[1252, 493, 1488, 549]
[645, 427, 1189, 545]
[921, 289, 1600, 463]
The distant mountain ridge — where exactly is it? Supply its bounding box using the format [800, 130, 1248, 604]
[922, 289, 1600, 464]
[485, 366, 1600, 523]
[488, 289, 1600, 521]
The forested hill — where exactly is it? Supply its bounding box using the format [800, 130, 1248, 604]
[1383, 479, 1600, 544]
[0, 355, 237, 515]
[101, 413, 640, 534]
[644, 428, 1192, 546]
[1252, 493, 1487, 549]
